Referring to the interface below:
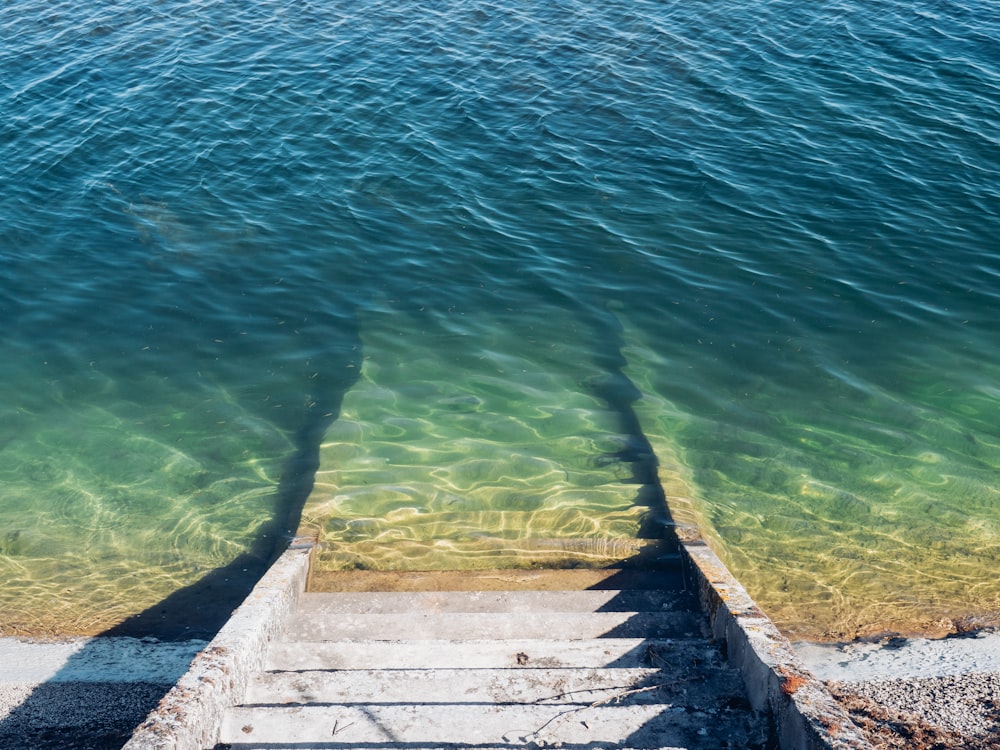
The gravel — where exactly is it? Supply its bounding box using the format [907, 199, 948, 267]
[0, 636, 204, 750]
[796, 630, 1000, 749]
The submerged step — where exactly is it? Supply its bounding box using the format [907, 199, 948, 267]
[282, 609, 703, 641]
[308, 566, 685, 592]
[311, 530, 680, 574]
[312, 512, 653, 545]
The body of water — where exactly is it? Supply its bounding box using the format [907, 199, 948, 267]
[2, 0, 998, 640]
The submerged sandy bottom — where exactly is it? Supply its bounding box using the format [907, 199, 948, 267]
[3, 316, 999, 644]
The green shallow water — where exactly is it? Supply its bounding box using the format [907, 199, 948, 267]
[625, 323, 1000, 639]
[3, 0, 1000, 640]
[305, 310, 655, 573]
[0, 393, 289, 635]
[300, 310, 1000, 640]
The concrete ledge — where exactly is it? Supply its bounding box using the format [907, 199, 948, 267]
[123, 542, 312, 750]
[681, 540, 869, 750]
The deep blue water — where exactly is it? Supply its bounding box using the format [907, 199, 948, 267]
[1, 0, 998, 638]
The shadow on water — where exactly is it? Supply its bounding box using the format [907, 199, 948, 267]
[582, 307, 676, 546]
[104, 325, 362, 641]
[574, 309, 776, 749]
[572, 308, 773, 749]
[0, 316, 362, 750]
[2, 299, 691, 749]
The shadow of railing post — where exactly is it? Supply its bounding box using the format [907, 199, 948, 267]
[582, 305, 679, 545]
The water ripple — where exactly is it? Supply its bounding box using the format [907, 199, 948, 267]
[2, 0, 999, 637]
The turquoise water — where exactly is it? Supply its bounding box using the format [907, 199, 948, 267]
[2, 0, 998, 639]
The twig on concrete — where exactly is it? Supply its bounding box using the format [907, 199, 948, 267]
[589, 684, 662, 706]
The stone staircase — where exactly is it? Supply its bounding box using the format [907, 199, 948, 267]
[209, 565, 772, 750]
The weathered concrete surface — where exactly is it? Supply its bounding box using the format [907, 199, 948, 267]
[300, 587, 688, 613]
[795, 629, 1000, 682]
[266, 636, 716, 670]
[682, 540, 870, 750]
[283, 608, 701, 640]
[249, 665, 670, 703]
[217, 562, 771, 749]
[124, 538, 875, 750]
[220, 703, 735, 746]
[122, 543, 311, 750]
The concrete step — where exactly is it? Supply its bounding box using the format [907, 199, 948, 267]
[281, 609, 704, 641]
[207, 565, 770, 750]
[124, 543, 859, 750]
[313, 511, 654, 544]
[215, 747, 688, 750]
[249, 666, 662, 705]
[311, 527, 678, 573]
[297, 587, 694, 614]
[266, 637, 709, 670]
[245, 666, 738, 705]
[217, 702, 745, 747]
